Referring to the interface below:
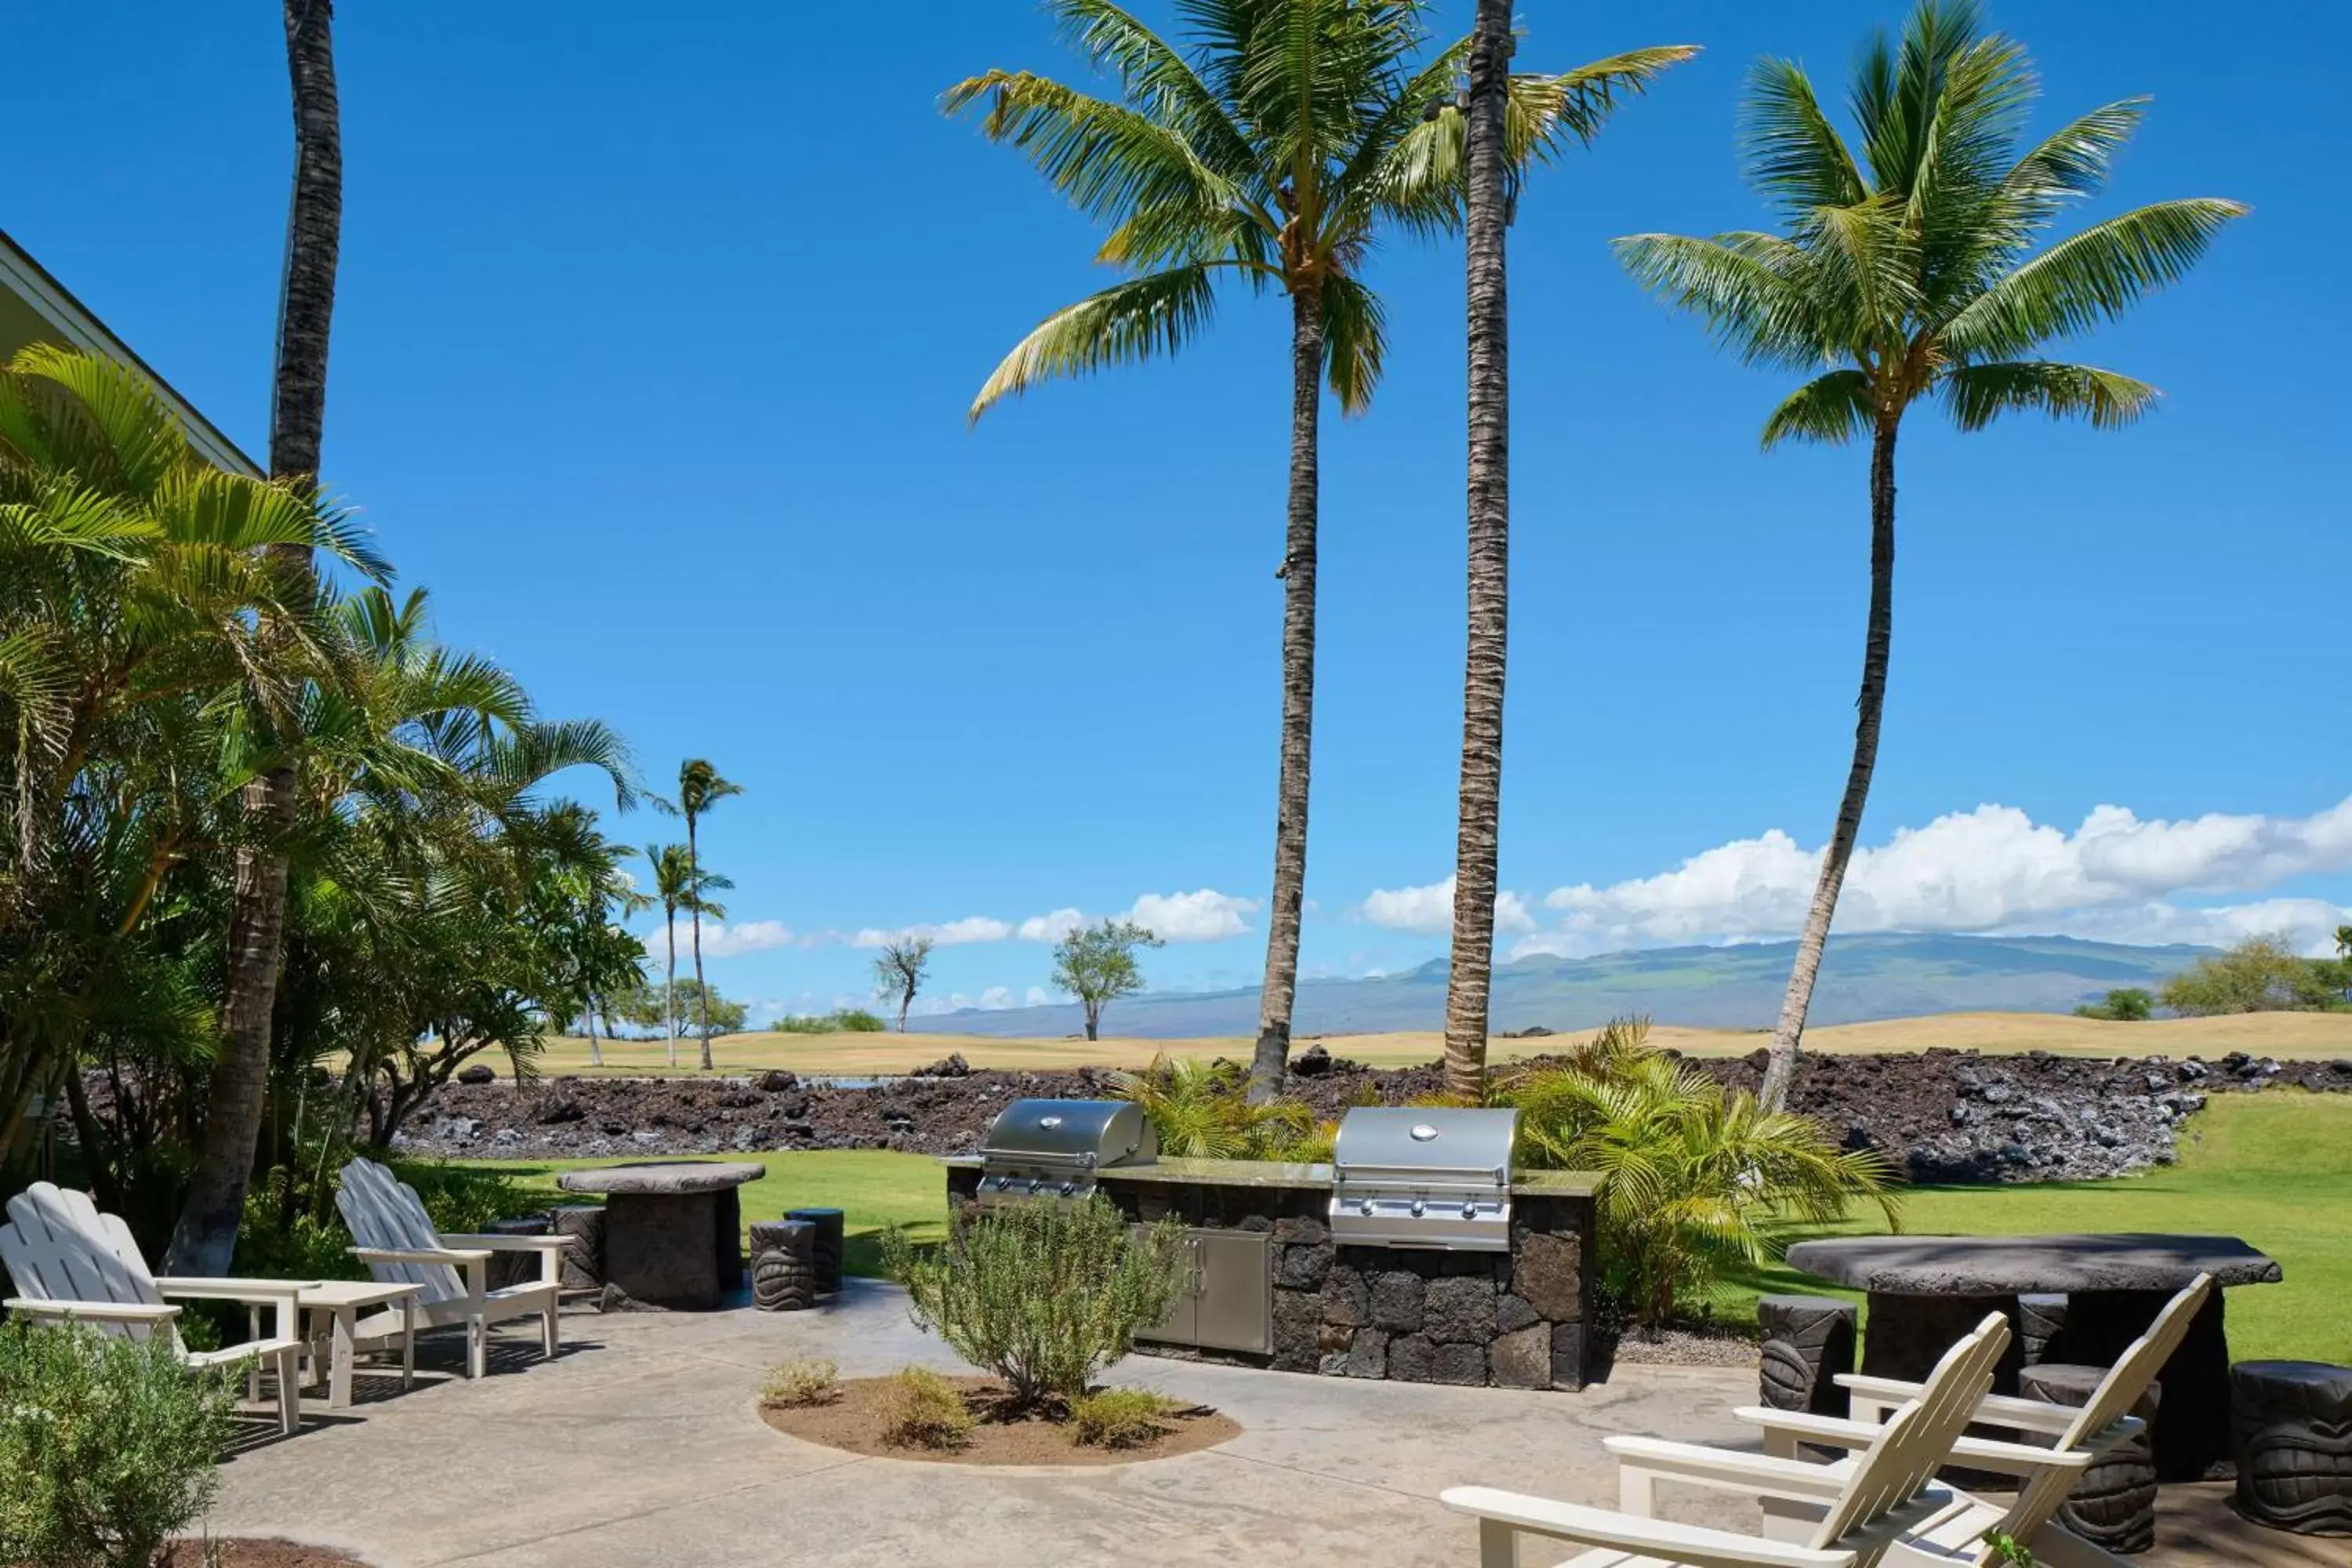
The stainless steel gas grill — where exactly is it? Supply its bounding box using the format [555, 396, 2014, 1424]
[1329, 1105, 1520, 1251]
[972, 1098, 1157, 1209]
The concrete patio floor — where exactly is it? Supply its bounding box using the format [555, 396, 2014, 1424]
[206, 1283, 2335, 1568]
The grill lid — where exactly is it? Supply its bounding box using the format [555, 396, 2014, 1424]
[1330, 1105, 1519, 1185]
[978, 1098, 1157, 1172]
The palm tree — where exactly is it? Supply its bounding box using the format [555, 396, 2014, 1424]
[1615, 0, 2243, 1109]
[949, 0, 1691, 1101]
[175, 0, 348, 1276]
[673, 759, 742, 1069]
[645, 843, 729, 1069]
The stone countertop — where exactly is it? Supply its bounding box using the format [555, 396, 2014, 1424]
[1784, 1232, 2283, 1294]
[939, 1154, 1598, 1197]
[555, 1160, 767, 1196]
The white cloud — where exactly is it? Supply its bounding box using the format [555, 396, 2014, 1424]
[1359, 875, 1536, 935]
[1127, 888, 1258, 942]
[849, 916, 1013, 949]
[1024, 985, 1054, 1006]
[1017, 907, 1088, 942]
[978, 985, 1014, 1010]
[1510, 797, 2352, 960]
[637, 918, 793, 958]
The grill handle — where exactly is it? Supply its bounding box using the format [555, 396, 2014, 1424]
[1334, 1163, 1508, 1185]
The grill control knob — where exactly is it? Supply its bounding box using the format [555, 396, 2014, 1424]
[1461, 1202, 1479, 1221]
[1058, 1181, 1076, 1196]
[1410, 1200, 1426, 1218]
[1358, 1200, 1375, 1217]
[1027, 1178, 1044, 1194]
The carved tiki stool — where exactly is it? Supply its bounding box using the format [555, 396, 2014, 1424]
[2020, 1363, 2160, 1554]
[750, 1219, 818, 1313]
[2230, 1361, 2352, 1534]
[1759, 1294, 1859, 1417]
[786, 1207, 845, 1295]
[2018, 1293, 2068, 1367]
[551, 1205, 606, 1293]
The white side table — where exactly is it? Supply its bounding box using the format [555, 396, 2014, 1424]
[275, 1279, 421, 1407]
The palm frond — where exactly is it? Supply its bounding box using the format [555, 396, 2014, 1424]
[1612, 231, 1825, 372]
[1940, 359, 2158, 431]
[1319, 273, 1386, 414]
[968, 265, 1218, 422]
[1742, 56, 1870, 215]
[1761, 368, 1876, 448]
[1519, 45, 1701, 150]
[1051, 0, 1269, 190]
[1940, 197, 2248, 358]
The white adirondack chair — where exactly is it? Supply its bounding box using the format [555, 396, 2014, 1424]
[0, 1182, 309, 1436]
[335, 1156, 564, 1380]
[1744, 1275, 2214, 1568]
[1443, 1312, 2013, 1568]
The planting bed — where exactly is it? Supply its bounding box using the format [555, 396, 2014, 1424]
[160, 1541, 370, 1567]
[757, 1376, 1240, 1466]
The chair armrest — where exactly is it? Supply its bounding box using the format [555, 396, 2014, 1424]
[1948, 1435, 2099, 1475]
[439, 1234, 567, 1250]
[1439, 1486, 1857, 1568]
[6, 1298, 183, 1324]
[1607, 1435, 1855, 1501]
[352, 1246, 490, 1266]
[1831, 1375, 2093, 1437]
[1736, 1406, 1890, 1455]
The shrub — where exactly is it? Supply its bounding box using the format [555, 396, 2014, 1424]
[758, 1357, 840, 1408]
[2074, 987, 2155, 1022]
[0, 1323, 234, 1568]
[877, 1367, 974, 1450]
[883, 1195, 1186, 1410]
[772, 1007, 887, 1034]
[2161, 935, 2349, 1016]
[1066, 1387, 1182, 1449]
[390, 1159, 544, 1233]
[1106, 1054, 1314, 1160]
[1499, 1017, 1899, 1331]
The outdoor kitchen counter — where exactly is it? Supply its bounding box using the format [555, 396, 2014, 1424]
[939, 1154, 1598, 1195]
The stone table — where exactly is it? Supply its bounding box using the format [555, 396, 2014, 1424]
[1784, 1232, 2281, 1481]
[555, 1161, 765, 1311]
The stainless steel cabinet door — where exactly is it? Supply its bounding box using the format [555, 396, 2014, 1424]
[1190, 1230, 1271, 1354]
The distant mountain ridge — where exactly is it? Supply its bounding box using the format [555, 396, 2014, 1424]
[917, 933, 2209, 1039]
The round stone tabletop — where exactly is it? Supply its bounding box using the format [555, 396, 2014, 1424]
[1784, 1232, 2282, 1294]
[556, 1160, 767, 1196]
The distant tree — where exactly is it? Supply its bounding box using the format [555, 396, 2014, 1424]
[872, 938, 935, 1033]
[645, 843, 731, 1065]
[2074, 986, 2153, 1022]
[2161, 936, 2346, 1016]
[613, 976, 744, 1040]
[1051, 920, 1163, 1043]
[672, 760, 745, 1069]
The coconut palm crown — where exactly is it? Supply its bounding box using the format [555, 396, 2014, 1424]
[1614, 0, 2245, 1109]
[950, 0, 1693, 1100]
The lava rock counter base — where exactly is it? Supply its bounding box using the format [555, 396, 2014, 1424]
[942, 1165, 1596, 1391]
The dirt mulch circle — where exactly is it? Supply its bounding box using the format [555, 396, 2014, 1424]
[158, 1541, 372, 1568]
[758, 1374, 1240, 1467]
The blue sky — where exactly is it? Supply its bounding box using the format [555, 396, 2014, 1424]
[9, 2, 2347, 1022]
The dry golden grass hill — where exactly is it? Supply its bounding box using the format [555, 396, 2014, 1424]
[528, 1009, 2352, 1078]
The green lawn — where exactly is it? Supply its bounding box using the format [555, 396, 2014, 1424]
[461, 1149, 949, 1279]
[458, 1094, 2352, 1363]
[1719, 1092, 2352, 1362]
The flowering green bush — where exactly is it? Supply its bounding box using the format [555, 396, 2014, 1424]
[0, 1322, 234, 1568]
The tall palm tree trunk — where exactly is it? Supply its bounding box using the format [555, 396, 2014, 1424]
[687, 815, 713, 1069]
[1247, 281, 1324, 1103]
[1441, 0, 1515, 1103]
[664, 920, 679, 1069]
[169, 0, 341, 1276]
[1761, 417, 1896, 1111]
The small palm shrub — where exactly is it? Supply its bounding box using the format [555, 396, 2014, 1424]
[1066, 1387, 1182, 1449]
[883, 1195, 1186, 1410]
[1499, 1017, 1900, 1331]
[0, 1323, 234, 1568]
[758, 1357, 839, 1408]
[878, 1367, 975, 1450]
[1106, 1055, 1314, 1160]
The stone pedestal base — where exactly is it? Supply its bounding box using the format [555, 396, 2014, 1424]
[551, 1204, 605, 1293]
[786, 1207, 844, 1294]
[1758, 1294, 1857, 1417]
[750, 1220, 818, 1312]
[604, 1191, 722, 1310]
[2049, 1289, 2232, 1480]
[2230, 1361, 2352, 1535]
[2022, 1363, 2160, 1554]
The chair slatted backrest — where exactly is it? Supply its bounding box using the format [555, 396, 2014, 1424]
[1809, 1312, 2013, 1557]
[336, 1157, 465, 1305]
[0, 1182, 178, 1348]
[1999, 1273, 2213, 1550]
